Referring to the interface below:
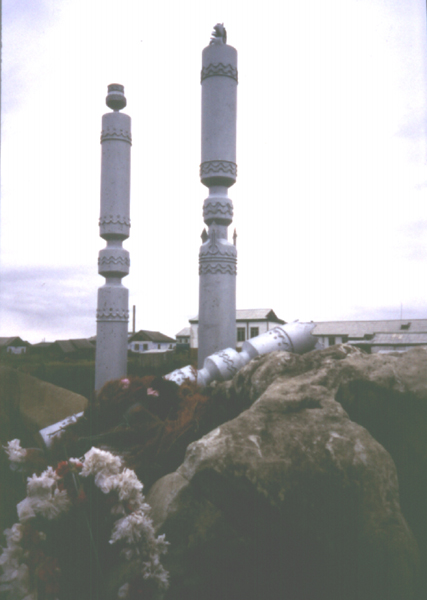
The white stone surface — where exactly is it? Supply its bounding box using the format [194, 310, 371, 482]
[198, 27, 238, 368]
[95, 85, 131, 392]
[190, 322, 319, 388]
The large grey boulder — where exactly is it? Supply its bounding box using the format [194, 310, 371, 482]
[147, 346, 424, 600]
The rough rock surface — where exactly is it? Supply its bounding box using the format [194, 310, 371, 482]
[147, 345, 425, 600]
[0, 366, 88, 532]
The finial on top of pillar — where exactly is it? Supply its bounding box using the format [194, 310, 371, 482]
[106, 83, 127, 111]
[210, 23, 227, 45]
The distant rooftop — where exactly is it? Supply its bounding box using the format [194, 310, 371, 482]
[189, 309, 285, 324]
[0, 337, 28, 347]
[312, 319, 427, 338]
[128, 330, 176, 344]
[176, 327, 191, 337]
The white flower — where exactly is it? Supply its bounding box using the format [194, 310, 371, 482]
[3, 440, 26, 463]
[153, 534, 169, 557]
[0, 559, 30, 598]
[27, 467, 58, 496]
[0, 528, 23, 566]
[81, 447, 122, 486]
[102, 469, 144, 500]
[32, 488, 71, 520]
[16, 498, 36, 522]
[17, 468, 71, 521]
[3, 524, 23, 546]
[18, 491, 71, 522]
[142, 560, 169, 590]
[109, 510, 155, 545]
[0, 548, 20, 570]
[117, 582, 130, 599]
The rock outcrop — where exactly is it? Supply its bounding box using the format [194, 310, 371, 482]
[147, 345, 426, 600]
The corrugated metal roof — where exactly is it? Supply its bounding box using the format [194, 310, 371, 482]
[176, 327, 191, 337]
[312, 319, 427, 337]
[189, 309, 285, 324]
[370, 332, 427, 345]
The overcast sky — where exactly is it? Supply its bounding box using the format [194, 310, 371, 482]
[1, 0, 426, 344]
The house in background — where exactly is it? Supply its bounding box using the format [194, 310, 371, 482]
[0, 337, 30, 355]
[312, 320, 427, 353]
[188, 309, 286, 350]
[128, 330, 176, 353]
[32, 339, 96, 359]
[175, 327, 191, 350]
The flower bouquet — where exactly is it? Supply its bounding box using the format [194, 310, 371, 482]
[1, 441, 169, 600]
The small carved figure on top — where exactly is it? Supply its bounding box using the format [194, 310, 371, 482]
[210, 23, 227, 45]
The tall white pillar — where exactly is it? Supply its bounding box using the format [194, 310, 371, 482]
[95, 84, 131, 391]
[198, 24, 238, 368]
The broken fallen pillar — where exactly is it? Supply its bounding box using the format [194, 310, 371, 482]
[166, 321, 320, 387]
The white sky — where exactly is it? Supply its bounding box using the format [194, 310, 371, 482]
[1, 0, 426, 344]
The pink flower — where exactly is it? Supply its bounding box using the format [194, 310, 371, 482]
[121, 378, 130, 389]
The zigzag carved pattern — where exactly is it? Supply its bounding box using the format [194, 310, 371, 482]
[96, 309, 129, 321]
[98, 256, 130, 266]
[204, 201, 233, 217]
[101, 127, 132, 144]
[199, 263, 237, 275]
[201, 63, 238, 83]
[200, 161, 237, 177]
[200, 247, 236, 258]
[99, 216, 131, 226]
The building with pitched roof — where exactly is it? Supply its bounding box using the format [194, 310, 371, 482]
[0, 337, 29, 355]
[189, 309, 286, 350]
[176, 327, 191, 345]
[31, 339, 95, 358]
[312, 319, 427, 353]
[128, 330, 176, 353]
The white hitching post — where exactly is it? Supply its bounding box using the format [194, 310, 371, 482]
[198, 24, 238, 368]
[95, 84, 131, 392]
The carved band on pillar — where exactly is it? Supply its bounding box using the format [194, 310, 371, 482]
[200, 63, 238, 83]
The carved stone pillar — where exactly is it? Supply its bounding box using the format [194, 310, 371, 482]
[198, 24, 238, 368]
[95, 84, 131, 391]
